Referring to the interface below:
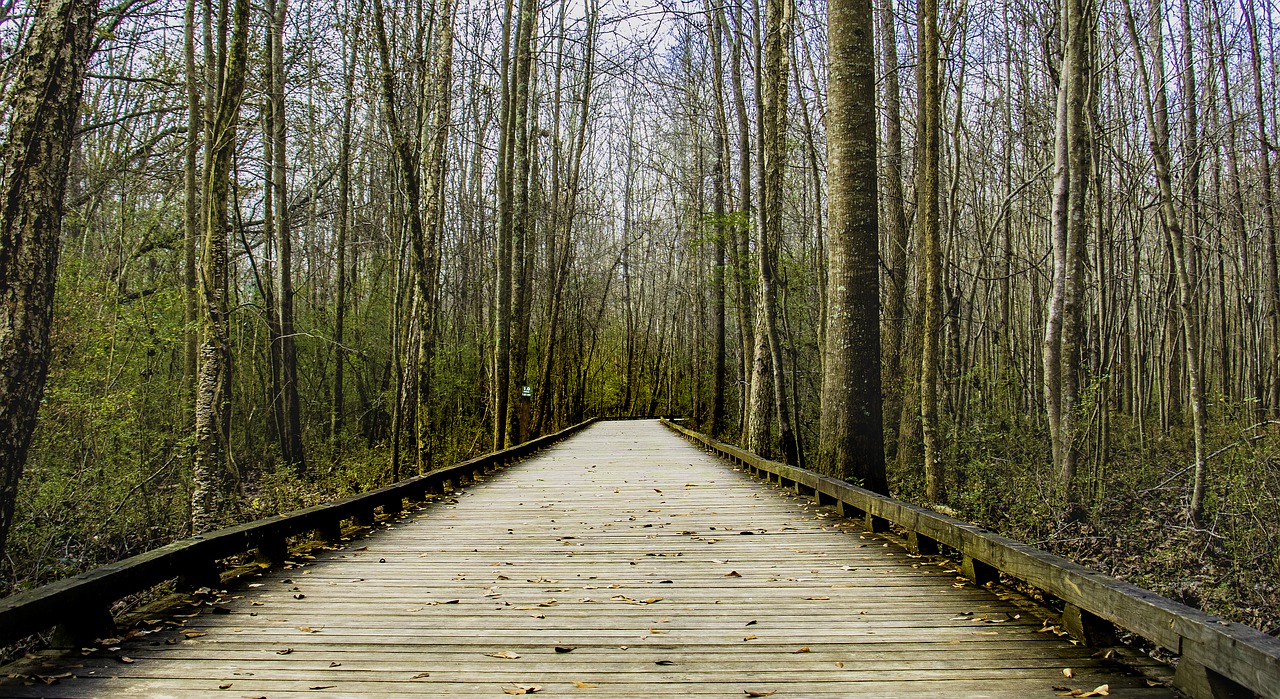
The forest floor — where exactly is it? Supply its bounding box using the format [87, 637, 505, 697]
[888, 418, 1280, 638]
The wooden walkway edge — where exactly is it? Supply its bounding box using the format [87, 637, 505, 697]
[2, 420, 1176, 698]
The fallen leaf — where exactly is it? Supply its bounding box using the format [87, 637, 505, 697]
[724, 571, 742, 577]
[298, 626, 323, 633]
[804, 596, 830, 600]
[555, 646, 576, 653]
[309, 686, 335, 690]
[654, 660, 675, 666]
[835, 661, 845, 668]
[641, 598, 663, 604]
[117, 656, 135, 664]
[744, 691, 776, 697]
[793, 647, 811, 653]
[411, 672, 431, 679]
[745, 620, 757, 626]
[182, 631, 207, 639]
[1080, 686, 1109, 697]
[219, 683, 232, 689]
[1063, 668, 1074, 678]
[329, 662, 341, 668]
[276, 648, 294, 655]
[743, 634, 758, 641]
[573, 681, 598, 688]
[503, 685, 542, 695]
[486, 651, 521, 659]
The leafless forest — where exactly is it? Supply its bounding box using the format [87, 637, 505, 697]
[0, 0, 1277, 641]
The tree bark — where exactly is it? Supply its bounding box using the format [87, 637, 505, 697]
[757, 0, 798, 465]
[917, 0, 944, 503]
[0, 0, 97, 558]
[819, 0, 887, 492]
[268, 0, 305, 474]
[193, 0, 250, 533]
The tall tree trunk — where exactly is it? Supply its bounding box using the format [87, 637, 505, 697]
[706, 0, 729, 437]
[819, 0, 887, 492]
[917, 0, 944, 503]
[758, 0, 798, 465]
[0, 0, 97, 558]
[183, 0, 201, 418]
[879, 0, 910, 458]
[505, 0, 538, 445]
[417, 0, 455, 470]
[726, 0, 755, 441]
[492, 0, 516, 449]
[1122, 0, 1209, 522]
[1243, 0, 1280, 417]
[1044, 0, 1092, 520]
[268, 0, 304, 474]
[193, 0, 250, 533]
[331, 0, 363, 441]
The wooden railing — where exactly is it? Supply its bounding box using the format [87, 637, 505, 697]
[663, 419, 1280, 699]
[0, 418, 597, 649]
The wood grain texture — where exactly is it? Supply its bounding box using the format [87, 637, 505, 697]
[1, 421, 1173, 698]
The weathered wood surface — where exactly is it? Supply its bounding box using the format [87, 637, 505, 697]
[665, 420, 1280, 699]
[2, 420, 1172, 698]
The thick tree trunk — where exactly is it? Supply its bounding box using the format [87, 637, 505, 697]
[819, 0, 887, 492]
[0, 0, 97, 558]
[193, 0, 250, 533]
[706, 0, 729, 437]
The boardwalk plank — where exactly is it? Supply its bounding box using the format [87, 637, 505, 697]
[1, 421, 1176, 698]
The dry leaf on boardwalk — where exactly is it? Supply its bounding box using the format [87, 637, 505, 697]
[573, 681, 598, 688]
[486, 651, 521, 659]
[503, 685, 542, 694]
[745, 691, 777, 697]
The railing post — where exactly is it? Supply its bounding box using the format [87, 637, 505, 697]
[864, 512, 889, 533]
[177, 559, 223, 591]
[253, 532, 289, 567]
[50, 606, 114, 649]
[907, 531, 940, 556]
[960, 554, 998, 586]
[1173, 642, 1255, 699]
[1062, 603, 1116, 647]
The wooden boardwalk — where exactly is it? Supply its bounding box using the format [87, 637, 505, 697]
[3, 420, 1175, 698]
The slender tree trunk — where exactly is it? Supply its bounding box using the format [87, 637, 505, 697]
[268, 0, 304, 474]
[757, 0, 798, 465]
[492, 0, 516, 449]
[183, 0, 201, 417]
[879, 0, 910, 457]
[1243, 0, 1280, 417]
[0, 0, 97, 557]
[193, 0, 250, 533]
[1044, 0, 1092, 520]
[505, 0, 537, 445]
[1122, 0, 1209, 522]
[819, 0, 887, 492]
[918, 0, 944, 503]
[726, 0, 755, 440]
[417, 0, 455, 469]
[331, 0, 362, 441]
[706, 0, 729, 437]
